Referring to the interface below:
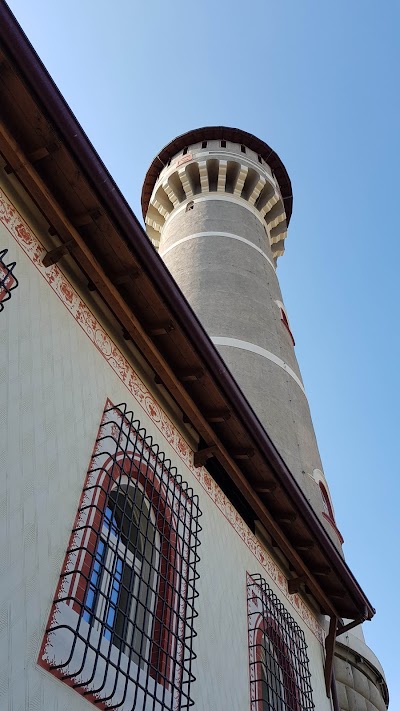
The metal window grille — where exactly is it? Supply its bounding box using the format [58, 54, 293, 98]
[40, 401, 202, 711]
[0, 248, 18, 311]
[247, 573, 314, 711]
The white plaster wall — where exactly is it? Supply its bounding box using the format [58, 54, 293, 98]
[0, 179, 331, 711]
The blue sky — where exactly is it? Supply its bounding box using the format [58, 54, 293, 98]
[7, 0, 399, 705]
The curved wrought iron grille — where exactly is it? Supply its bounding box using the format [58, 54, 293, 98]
[247, 573, 315, 711]
[40, 401, 202, 711]
[0, 248, 18, 311]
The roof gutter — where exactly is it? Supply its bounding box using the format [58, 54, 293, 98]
[0, 0, 374, 620]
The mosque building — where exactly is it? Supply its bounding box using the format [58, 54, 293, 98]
[0, 2, 389, 709]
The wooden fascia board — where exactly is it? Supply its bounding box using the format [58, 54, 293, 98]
[0, 119, 347, 619]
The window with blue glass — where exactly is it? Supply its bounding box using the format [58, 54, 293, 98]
[83, 486, 159, 665]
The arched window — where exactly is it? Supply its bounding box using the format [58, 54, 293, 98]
[247, 573, 314, 711]
[83, 484, 159, 666]
[40, 400, 202, 711]
[185, 200, 194, 212]
[259, 632, 288, 710]
[258, 622, 303, 711]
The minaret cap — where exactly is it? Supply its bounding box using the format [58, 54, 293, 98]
[141, 126, 293, 224]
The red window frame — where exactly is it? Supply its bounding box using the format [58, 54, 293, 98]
[71, 455, 180, 686]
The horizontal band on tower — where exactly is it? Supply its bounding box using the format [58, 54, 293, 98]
[210, 336, 305, 394]
[159, 231, 276, 271]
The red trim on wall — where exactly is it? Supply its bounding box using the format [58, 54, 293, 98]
[321, 512, 344, 545]
[319, 483, 344, 544]
[280, 309, 295, 346]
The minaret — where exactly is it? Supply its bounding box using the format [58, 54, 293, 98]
[142, 126, 342, 548]
[142, 127, 389, 711]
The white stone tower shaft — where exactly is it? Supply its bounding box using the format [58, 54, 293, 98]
[143, 127, 341, 548]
